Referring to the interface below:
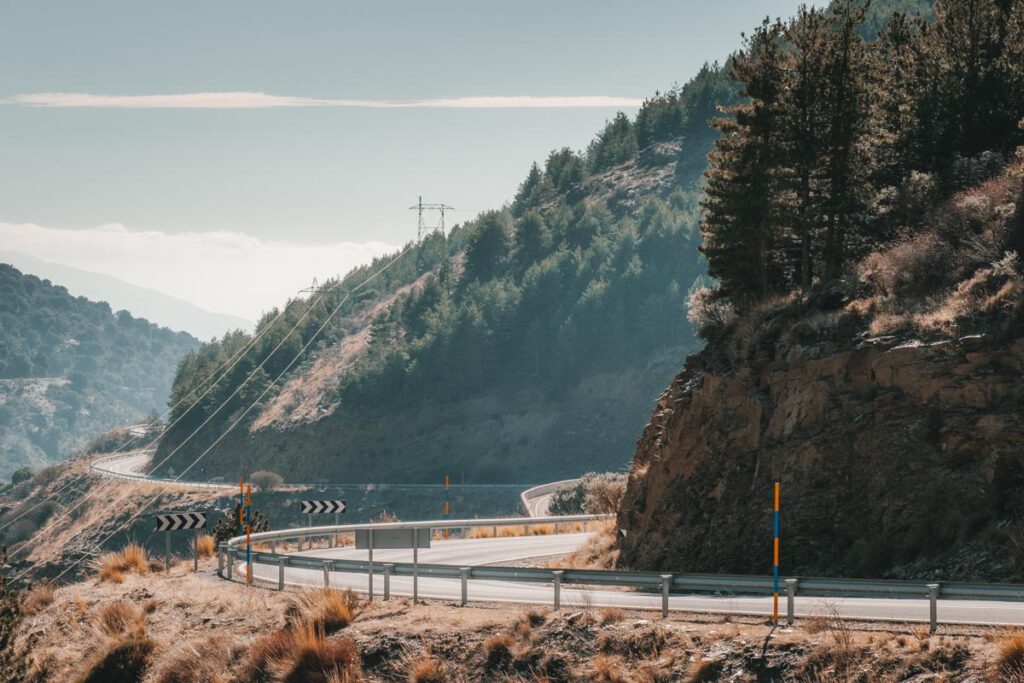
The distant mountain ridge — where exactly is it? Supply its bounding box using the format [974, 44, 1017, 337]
[0, 251, 253, 340]
[0, 264, 199, 479]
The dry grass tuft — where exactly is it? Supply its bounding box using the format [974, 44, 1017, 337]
[76, 631, 156, 683]
[599, 606, 625, 624]
[483, 633, 515, 671]
[21, 584, 55, 616]
[548, 518, 619, 570]
[196, 534, 216, 558]
[996, 635, 1024, 679]
[241, 624, 363, 683]
[407, 655, 447, 682]
[587, 653, 629, 682]
[687, 658, 722, 682]
[151, 634, 240, 683]
[96, 600, 145, 636]
[289, 588, 363, 633]
[96, 543, 150, 582]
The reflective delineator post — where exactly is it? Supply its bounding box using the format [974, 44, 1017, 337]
[368, 529, 375, 600]
[785, 578, 798, 625]
[278, 557, 286, 590]
[660, 574, 671, 618]
[383, 564, 393, 600]
[460, 567, 470, 606]
[413, 529, 420, 603]
[553, 570, 564, 609]
[323, 560, 331, 588]
[444, 475, 449, 540]
[773, 482, 780, 624]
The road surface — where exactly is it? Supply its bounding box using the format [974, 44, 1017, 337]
[240, 534, 1024, 627]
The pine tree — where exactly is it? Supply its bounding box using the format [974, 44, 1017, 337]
[818, 0, 873, 276]
[514, 210, 552, 270]
[463, 212, 510, 283]
[512, 162, 546, 216]
[701, 19, 789, 303]
[781, 6, 829, 289]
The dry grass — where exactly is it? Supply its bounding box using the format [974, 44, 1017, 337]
[196, 534, 216, 558]
[586, 653, 629, 682]
[96, 543, 150, 582]
[290, 588, 363, 633]
[242, 623, 363, 683]
[151, 634, 240, 683]
[407, 655, 447, 682]
[76, 631, 156, 683]
[687, 658, 722, 682]
[483, 632, 516, 670]
[548, 518, 619, 569]
[996, 635, 1024, 680]
[96, 600, 145, 636]
[599, 606, 626, 624]
[21, 584, 55, 616]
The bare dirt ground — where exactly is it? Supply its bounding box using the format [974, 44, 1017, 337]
[16, 553, 1022, 682]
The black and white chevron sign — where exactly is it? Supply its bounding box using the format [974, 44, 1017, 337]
[300, 500, 346, 514]
[155, 512, 207, 531]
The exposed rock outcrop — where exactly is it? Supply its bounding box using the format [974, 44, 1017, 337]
[617, 334, 1024, 581]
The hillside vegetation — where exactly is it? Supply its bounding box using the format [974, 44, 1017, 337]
[0, 264, 198, 480]
[619, 0, 1024, 581]
[156, 65, 735, 483]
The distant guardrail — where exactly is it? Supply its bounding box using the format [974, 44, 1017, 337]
[520, 479, 579, 517]
[220, 515, 1024, 632]
[90, 452, 540, 492]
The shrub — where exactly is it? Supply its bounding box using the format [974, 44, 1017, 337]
[77, 632, 155, 683]
[599, 606, 625, 624]
[32, 465, 61, 488]
[550, 472, 627, 515]
[10, 468, 32, 486]
[686, 285, 736, 338]
[0, 550, 32, 682]
[250, 470, 285, 491]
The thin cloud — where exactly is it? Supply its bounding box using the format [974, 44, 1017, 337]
[0, 221, 396, 320]
[6, 91, 644, 109]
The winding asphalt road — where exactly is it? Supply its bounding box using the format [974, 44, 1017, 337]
[240, 534, 1024, 627]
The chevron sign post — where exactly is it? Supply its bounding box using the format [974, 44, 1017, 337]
[155, 511, 207, 573]
[299, 500, 346, 549]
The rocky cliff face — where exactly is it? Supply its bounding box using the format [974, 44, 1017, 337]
[617, 333, 1024, 581]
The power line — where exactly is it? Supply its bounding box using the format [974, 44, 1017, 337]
[32, 243, 417, 584]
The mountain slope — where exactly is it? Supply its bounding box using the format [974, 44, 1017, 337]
[0, 251, 253, 340]
[0, 264, 199, 479]
[155, 66, 731, 483]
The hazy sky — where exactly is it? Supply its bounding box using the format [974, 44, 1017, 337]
[1, 0, 805, 319]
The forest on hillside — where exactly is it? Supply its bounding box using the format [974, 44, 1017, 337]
[0, 264, 198, 478]
[696, 0, 1023, 322]
[162, 64, 733, 452]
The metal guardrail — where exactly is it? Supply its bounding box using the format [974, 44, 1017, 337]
[520, 479, 579, 517]
[91, 452, 539, 492]
[90, 451, 235, 490]
[219, 515, 1024, 632]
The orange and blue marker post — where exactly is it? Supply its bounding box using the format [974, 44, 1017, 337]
[773, 481, 780, 624]
[245, 482, 252, 586]
[444, 475, 450, 540]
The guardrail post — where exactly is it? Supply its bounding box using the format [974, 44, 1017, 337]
[278, 558, 286, 590]
[492, 525, 497, 538]
[927, 583, 939, 634]
[785, 578, 798, 625]
[226, 549, 233, 580]
[298, 534, 303, 552]
[323, 560, 331, 588]
[660, 575, 671, 619]
[383, 564, 393, 600]
[270, 540, 276, 554]
[553, 570, 563, 609]
[555, 522, 560, 535]
[460, 567, 470, 606]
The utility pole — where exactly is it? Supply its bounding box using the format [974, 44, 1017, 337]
[410, 196, 455, 241]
